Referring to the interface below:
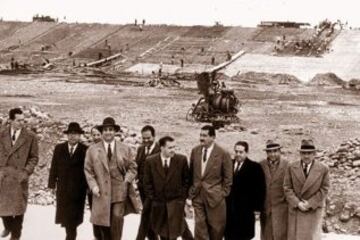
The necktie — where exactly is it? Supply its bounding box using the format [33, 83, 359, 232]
[70, 146, 74, 157]
[145, 146, 149, 156]
[235, 161, 241, 173]
[164, 159, 169, 175]
[12, 131, 17, 145]
[203, 148, 207, 163]
[107, 144, 112, 161]
[303, 163, 309, 177]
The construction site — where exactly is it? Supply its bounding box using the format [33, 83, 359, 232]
[1, 17, 360, 239]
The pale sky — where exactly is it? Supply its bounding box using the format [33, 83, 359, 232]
[0, 0, 359, 27]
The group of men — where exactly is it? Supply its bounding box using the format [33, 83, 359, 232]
[0, 107, 330, 240]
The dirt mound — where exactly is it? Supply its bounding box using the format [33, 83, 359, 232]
[231, 71, 302, 85]
[317, 138, 360, 235]
[309, 73, 345, 86]
[0, 106, 141, 206]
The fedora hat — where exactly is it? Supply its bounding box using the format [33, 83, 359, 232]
[98, 117, 120, 132]
[63, 122, 84, 134]
[264, 139, 281, 151]
[299, 139, 316, 152]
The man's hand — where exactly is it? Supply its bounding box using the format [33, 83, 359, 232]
[186, 199, 192, 207]
[298, 201, 309, 212]
[92, 186, 100, 197]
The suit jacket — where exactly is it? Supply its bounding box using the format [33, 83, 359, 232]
[144, 153, 190, 239]
[84, 140, 138, 226]
[189, 143, 233, 207]
[225, 158, 266, 240]
[48, 142, 88, 227]
[136, 143, 160, 198]
[284, 160, 330, 240]
[259, 158, 289, 240]
[0, 127, 39, 216]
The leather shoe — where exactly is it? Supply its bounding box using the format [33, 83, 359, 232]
[0, 229, 10, 237]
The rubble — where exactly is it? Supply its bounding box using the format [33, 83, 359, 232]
[0, 106, 141, 206]
[231, 71, 302, 85]
[317, 138, 360, 235]
[309, 73, 345, 86]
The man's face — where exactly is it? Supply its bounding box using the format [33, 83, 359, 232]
[161, 140, 176, 158]
[102, 126, 115, 142]
[10, 113, 25, 131]
[68, 133, 81, 145]
[200, 130, 214, 147]
[266, 149, 281, 162]
[300, 151, 316, 164]
[234, 145, 247, 162]
[91, 128, 102, 143]
[142, 130, 154, 147]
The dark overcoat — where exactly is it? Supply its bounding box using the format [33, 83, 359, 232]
[0, 127, 38, 216]
[225, 158, 266, 240]
[143, 153, 190, 239]
[48, 142, 88, 227]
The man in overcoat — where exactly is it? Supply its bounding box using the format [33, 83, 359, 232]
[0, 108, 39, 240]
[259, 140, 288, 240]
[48, 122, 88, 240]
[136, 125, 160, 240]
[225, 141, 266, 240]
[143, 136, 190, 240]
[84, 117, 137, 240]
[283, 139, 330, 240]
[188, 125, 233, 240]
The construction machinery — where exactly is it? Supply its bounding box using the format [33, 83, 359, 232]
[186, 51, 245, 124]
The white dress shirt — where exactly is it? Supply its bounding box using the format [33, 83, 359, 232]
[234, 160, 244, 173]
[160, 155, 171, 167]
[104, 140, 116, 155]
[145, 142, 156, 155]
[201, 143, 214, 176]
[10, 128, 22, 146]
[68, 143, 78, 155]
[302, 160, 313, 176]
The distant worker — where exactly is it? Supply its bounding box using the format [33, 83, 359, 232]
[180, 59, 184, 68]
[226, 51, 231, 61]
[211, 56, 215, 65]
[135, 19, 138, 26]
[142, 19, 146, 25]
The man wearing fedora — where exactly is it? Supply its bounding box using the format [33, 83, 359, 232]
[0, 108, 39, 240]
[259, 140, 288, 240]
[284, 139, 330, 240]
[48, 122, 88, 240]
[84, 117, 137, 240]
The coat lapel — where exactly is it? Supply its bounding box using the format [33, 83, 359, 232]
[301, 161, 322, 195]
[155, 155, 166, 179]
[166, 155, 178, 181]
[0, 127, 12, 153]
[261, 160, 272, 184]
[8, 129, 28, 156]
[203, 144, 220, 178]
[194, 147, 202, 178]
[292, 161, 306, 184]
[97, 142, 109, 172]
[272, 158, 286, 183]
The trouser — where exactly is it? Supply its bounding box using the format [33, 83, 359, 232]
[111, 202, 125, 240]
[65, 226, 77, 240]
[1, 215, 24, 239]
[136, 192, 159, 240]
[88, 193, 102, 239]
[192, 198, 226, 240]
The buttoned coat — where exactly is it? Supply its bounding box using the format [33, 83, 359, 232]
[136, 143, 160, 200]
[259, 158, 289, 240]
[284, 160, 330, 240]
[84, 140, 137, 226]
[225, 158, 266, 240]
[188, 143, 233, 207]
[0, 127, 39, 216]
[143, 153, 190, 239]
[48, 142, 88, 227]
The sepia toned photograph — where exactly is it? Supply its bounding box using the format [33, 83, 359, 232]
[0, 0, 360, 239]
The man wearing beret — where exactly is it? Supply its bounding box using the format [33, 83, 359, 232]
[284, 139, 330, 240]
